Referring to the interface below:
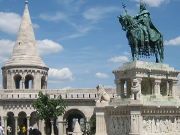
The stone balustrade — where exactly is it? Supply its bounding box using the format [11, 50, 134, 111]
[0, 89, 116, 100]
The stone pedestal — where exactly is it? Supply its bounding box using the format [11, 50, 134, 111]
[95, 61, 180, 135]
[57, 116, 64, 135]
[95, 103, 108, 135]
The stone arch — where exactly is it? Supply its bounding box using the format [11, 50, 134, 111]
[7, 112, 15, 134]
[18, 111, 27, 134]
[25, 74, 34, 89]
[63, 109, 86, 133]
[14, 74, 22, 89]
[30, 112, 38, 127]
[41, 76, 46, 89]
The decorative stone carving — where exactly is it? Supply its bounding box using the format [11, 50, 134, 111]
[96, 84, 110, 103]
[131, 79, 140, 100]
[142, 116, 180, 134]
[108, 116, 130, 135]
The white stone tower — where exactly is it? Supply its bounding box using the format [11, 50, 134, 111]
[1, 1, 49, 90]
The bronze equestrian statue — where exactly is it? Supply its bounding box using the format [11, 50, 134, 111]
[118, 2, 164, 63]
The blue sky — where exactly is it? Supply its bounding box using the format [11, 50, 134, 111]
[0, 0, 180, 89]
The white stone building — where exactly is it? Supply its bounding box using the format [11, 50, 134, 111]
[0, 2, 116, 135]
[1, 1, 180, 135]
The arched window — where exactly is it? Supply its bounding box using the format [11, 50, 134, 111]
[25, 74, 34, 89]
[14, 75, 22, 89]
[41, 76, 46, 89]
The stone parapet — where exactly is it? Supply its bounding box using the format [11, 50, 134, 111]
[0, 88, 116, 100]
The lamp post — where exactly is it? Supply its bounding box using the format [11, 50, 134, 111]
[50, 118, 55, 135]
[80, 120, 90, 135]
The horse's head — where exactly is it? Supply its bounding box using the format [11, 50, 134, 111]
[118, 15, 126, 31]
[118, 14, 135, 31]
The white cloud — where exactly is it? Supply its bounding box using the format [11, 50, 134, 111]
[61, 26, 94, 40]
[95, 72, 109, 79]
[0, 12, 39, 35]
[56, 0, 85, 10]
[39, 12, 67, 22]
[62, 86, 72, 90]
[49, 68, 73, 81]
[109, 56, 129, 63]
[37, 39, 63, 55]
[134, 0, 169, 7]
[0, 39, 14, 63]
[0, 12, 21, 34]
[33, 23, 40, 29]
[0, 39, 63, 63]
[83, 6, 119, 23]
[164, 36, 180, 46]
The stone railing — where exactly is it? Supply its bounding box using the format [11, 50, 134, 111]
[0, 88, 116, 100]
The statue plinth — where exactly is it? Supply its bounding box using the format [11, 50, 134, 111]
[95, 61, 180, 135]
[113, 61, 179, 102]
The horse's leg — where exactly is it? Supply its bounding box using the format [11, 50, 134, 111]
[157, 39, 163, 63]
[155, 44, 159, 63]
[135, 40, 139, 60]
[130, 46, 135, 61]
[160, 38, 164, 62]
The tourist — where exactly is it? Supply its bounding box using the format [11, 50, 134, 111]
[0, 125, 4, 135]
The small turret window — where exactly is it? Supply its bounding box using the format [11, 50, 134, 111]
[14, 74, 22, 89]
[25, 74, 34, 89]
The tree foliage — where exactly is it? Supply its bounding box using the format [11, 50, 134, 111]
[33, 91, 67, 121]
[89, 114, 96, 135]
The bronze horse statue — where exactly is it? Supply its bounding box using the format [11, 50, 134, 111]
[118, 14, 164, 63]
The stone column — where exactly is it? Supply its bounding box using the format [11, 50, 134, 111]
[15, 116, 18, 135]
[3, 116, 7, 135]
[63, 122, 67, 135]
[115, 79, 121, 97]
[27, 116, 30, 135]
[57, 116, 64, 135]
[21, 78, 25, 89]
[121, 80, 125, 98]
[169, 80, 178, 97]
[127, 79, 132, 98]
[34, 72, 41, 90]
[50, 119, 55, 135]
[137, 78, 142, 100]
[95, 108, 107, 135]
[7, 71, 12, 89]
[115, 79, 125, 98]
[39, 120, 45, 135]
[129, 111, 141, 135]
[45, 76, 48, 89]
[153, 79, 161, 97]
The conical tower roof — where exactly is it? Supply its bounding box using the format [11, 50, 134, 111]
[4, 1, 47, 68]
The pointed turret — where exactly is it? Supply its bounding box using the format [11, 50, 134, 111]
[2, 1, 48, 90]
[4, 1, 46, 67]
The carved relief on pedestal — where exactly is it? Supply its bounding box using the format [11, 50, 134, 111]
[142, 116, 180, 134]
[109, 116, 130, 135]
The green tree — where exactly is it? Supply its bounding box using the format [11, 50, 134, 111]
[33, 91, 67, 135]
[89, 114, 96, 135]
